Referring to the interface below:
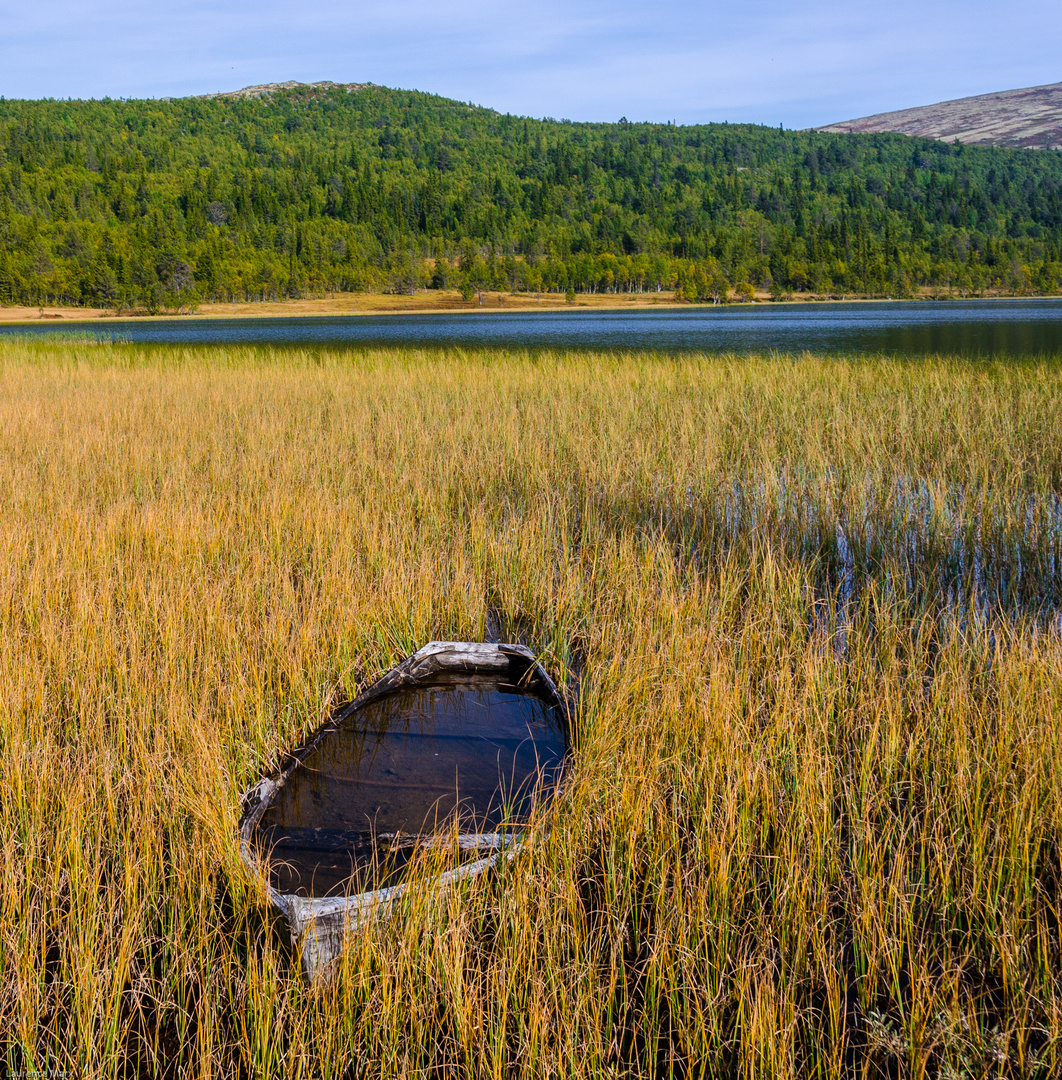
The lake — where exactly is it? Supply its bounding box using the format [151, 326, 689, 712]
[5, 298, 1062, 356]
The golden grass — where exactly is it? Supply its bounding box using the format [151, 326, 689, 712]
[1, 340, 1061, 1078]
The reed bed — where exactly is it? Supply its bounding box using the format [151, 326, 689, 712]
[1, 340, 1061, 1078]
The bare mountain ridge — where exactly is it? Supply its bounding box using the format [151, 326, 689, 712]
[817, 80, 1062, 149]
[199, 81, 374, 100]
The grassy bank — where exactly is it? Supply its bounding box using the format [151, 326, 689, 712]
[2, 341, 1061, 1077]
[3, 288, 1059, 325]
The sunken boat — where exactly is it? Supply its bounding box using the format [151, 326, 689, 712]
[238, 641, 569, 980]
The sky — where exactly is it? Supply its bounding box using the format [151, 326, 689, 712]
[2, 0, 1060, 130]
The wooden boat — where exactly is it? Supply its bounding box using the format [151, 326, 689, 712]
[238, 641, 568, 981]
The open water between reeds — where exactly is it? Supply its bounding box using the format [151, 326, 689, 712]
[6, 298, 1062, 355]
[716, 476, 1062, 650]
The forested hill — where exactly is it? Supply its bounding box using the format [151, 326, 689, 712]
[2, 82, 1062, 309]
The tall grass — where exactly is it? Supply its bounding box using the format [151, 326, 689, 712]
[1, 340, 1060, 1077]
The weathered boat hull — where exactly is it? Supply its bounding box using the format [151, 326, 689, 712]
[238, 641, 566, 981]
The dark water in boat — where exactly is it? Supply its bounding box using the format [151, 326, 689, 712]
[6, 299, 1062, 356]
[256, 682, 566, 897]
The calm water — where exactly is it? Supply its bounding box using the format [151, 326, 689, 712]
[257, 683, 567, 897]
[6, 299, 1062, 356]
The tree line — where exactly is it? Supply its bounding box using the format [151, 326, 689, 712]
[1, 84, 1062, 309]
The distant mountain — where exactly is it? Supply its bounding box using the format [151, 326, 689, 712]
[817, 81, 1062, 149]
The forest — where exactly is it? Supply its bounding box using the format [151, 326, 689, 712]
[1, 82, 1062, 308]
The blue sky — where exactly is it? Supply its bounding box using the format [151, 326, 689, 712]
[2, 0, 1059, 129]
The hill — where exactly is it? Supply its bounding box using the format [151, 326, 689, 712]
[818, 81, 1062, 150]
[1, 81, 1061, 310]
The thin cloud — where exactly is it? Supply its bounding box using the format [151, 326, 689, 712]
[1, 0, 1059, 128]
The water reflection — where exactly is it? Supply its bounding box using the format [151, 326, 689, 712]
[708, 475, 1062, 645]
[257, 684, 566, 897]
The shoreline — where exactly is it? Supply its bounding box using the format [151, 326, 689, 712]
[0, 288, 1059, 326]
